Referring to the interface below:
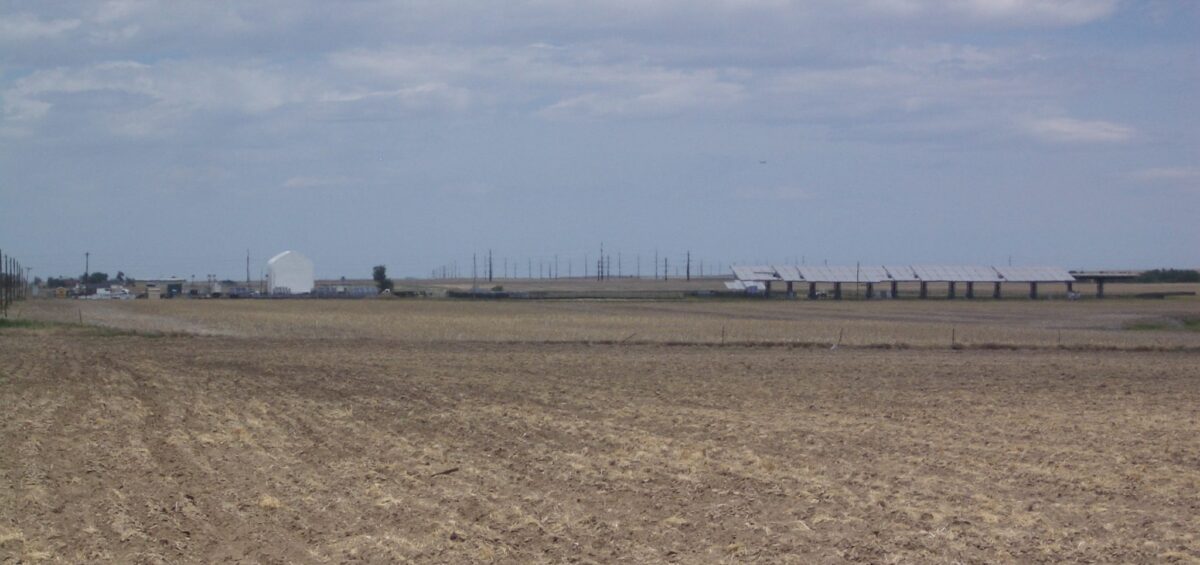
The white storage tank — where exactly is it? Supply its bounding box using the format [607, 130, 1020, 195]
[266, 251, 315, 295]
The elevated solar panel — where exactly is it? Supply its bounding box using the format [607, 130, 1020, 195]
[857, 266, 891, 283]
[994, 266, 1074, 282]
[796, 266, 890, 283]
[774, 265, 803, 282]
[796, 266, 852, 282]
[731, 265, 780, 282]
[883, 265, 919, 281]
[911, 265, 1002, 282]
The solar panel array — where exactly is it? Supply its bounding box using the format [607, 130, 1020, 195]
[731, 265, 781, 282]
[994, 266, 1074, 282]
[883, 265, 920, 281]
[911, 265, 1002, 282]
[731, 264, 1074, 284]
[774, 265, 803, 282]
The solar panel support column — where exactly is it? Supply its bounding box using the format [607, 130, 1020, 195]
[890, 280, 898, 299]
[865, 282, 874, 299]
[919, 282, 928, 299]
[966, 282, 975, 299]
[993, 282, 1002, 299]
[764, 281, 772, 298]
[1096, 279, 1105, 299]
[948, 281, 956, 299]
[833, 282, 842, 300]
[1029, 282, 1038, 300]
[1066, 281, 1074, 294]
[807, 283, 816, 299]
[786, 281, 794, 298]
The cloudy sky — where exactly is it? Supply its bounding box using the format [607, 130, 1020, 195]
[2, 0, 1197, 279]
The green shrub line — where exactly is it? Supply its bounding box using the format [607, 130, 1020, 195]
[1136, 269, 1200, 283]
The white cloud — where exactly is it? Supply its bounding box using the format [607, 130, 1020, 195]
[539, 70, 744, 119]
[858, 0, 1117, 26]
[331, 45, 747, 120]
[1023, 117, 1134, 143]
[955, 0, 1118, 25]
[1130, 167, 1200, 182]
[883, 43, 1009, 72]
[0, 13, 81, 41]
[3, 60, 299, 121]
[318, 83, 471, 111]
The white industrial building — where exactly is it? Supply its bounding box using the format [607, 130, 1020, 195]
[266, 251, 315, 295]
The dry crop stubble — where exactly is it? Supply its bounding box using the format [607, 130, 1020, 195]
[2, 299, 1200, 562]
[18, 297, 1200, 350]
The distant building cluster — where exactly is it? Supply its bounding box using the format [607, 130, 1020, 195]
[41, 250, 375, 300]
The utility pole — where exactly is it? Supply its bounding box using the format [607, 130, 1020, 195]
[84, 251, 89, 282]
[488, 249, 493, 283]
[654, 250, 659, 280]
[686, 251, 691, 281]
[246, 249, 251, 284]
[664, 257, 669, 281]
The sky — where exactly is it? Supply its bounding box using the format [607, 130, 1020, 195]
[1, 0, 1197, 280]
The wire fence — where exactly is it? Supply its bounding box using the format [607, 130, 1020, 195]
[1, 247, 28, 318]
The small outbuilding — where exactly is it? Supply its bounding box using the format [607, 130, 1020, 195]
[266, 251, 315, 295]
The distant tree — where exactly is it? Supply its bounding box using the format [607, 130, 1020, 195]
[33, 276, 44, 286]
[85, 272, 109, 284]
[116, 271, 126, 282]
[373, 265, 394, 292]
[1136, 269, 1200, 283]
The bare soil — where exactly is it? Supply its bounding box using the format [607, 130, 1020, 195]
[3, 300, 1199, 563]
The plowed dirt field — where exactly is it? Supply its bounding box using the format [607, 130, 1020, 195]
[3, 299, 1199, 563]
